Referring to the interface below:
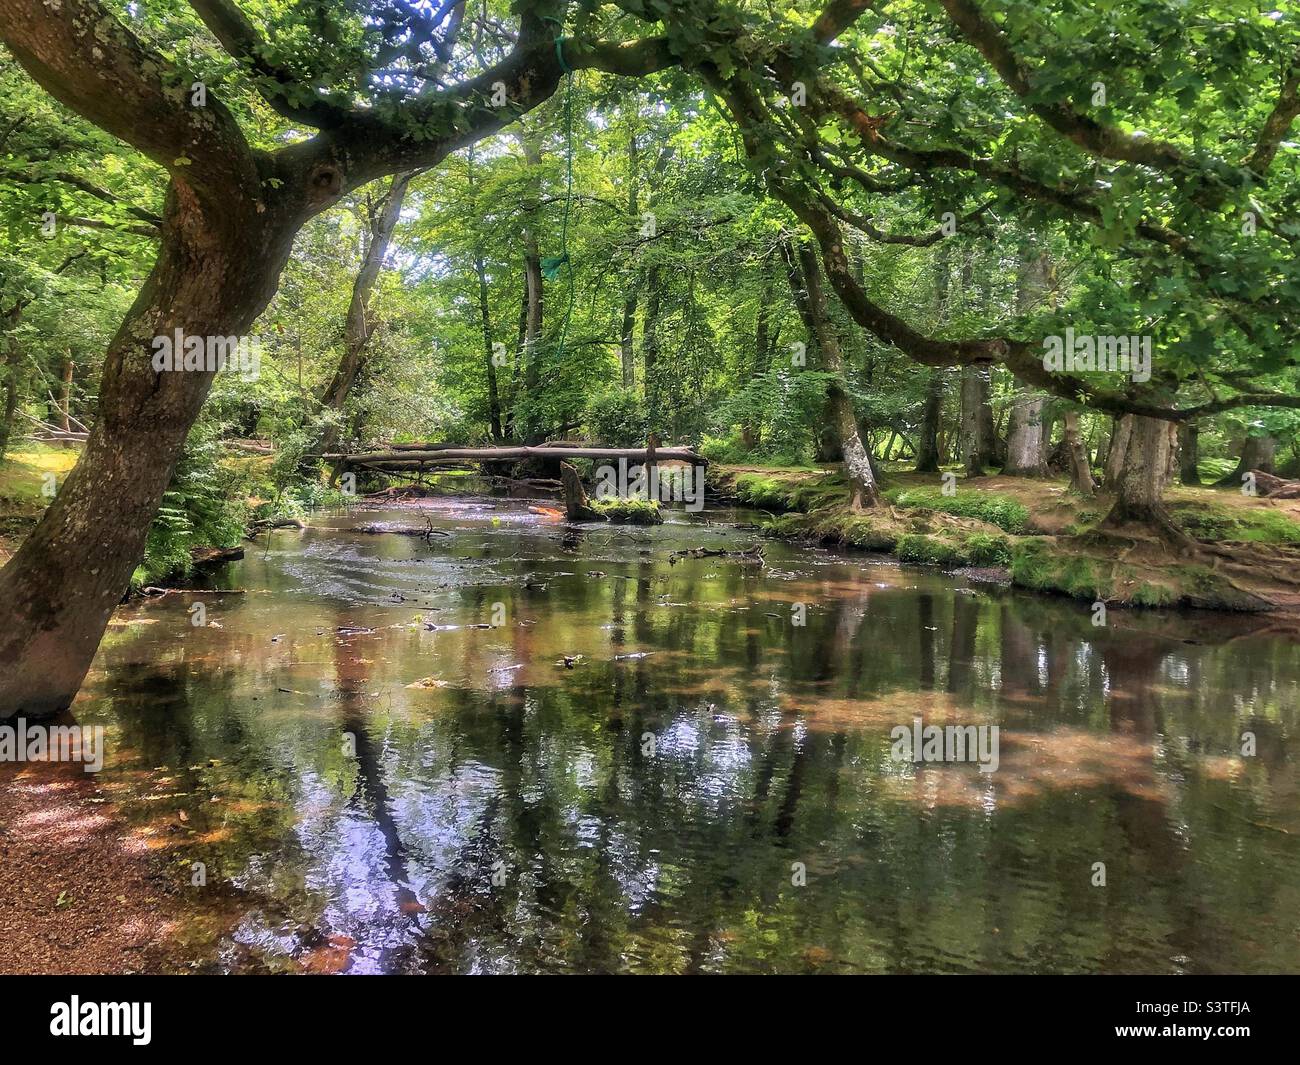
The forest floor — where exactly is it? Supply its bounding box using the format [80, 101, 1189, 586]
[713, 464, 1300, 613]
[0, 756, 188, 974]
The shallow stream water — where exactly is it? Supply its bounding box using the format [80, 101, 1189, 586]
[74, 488, 1300, 973]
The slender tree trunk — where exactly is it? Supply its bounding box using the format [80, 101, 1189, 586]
[619, 291, 639, 390]
[786, 238, 879, 508]
[914, 368, 944, 473]
[641, 264, 663, 425]
[619, 124, 640, 390]
[1062, 410, 1095, 497]
[57, 354, 74, 447]
[317, 170, 415, 455]
[1177, 423, 1201, 485]
[517, 129, 545, 442]
[0, 347, 19, 465]
[741, 266, 773, 451]
[476, 254, 504, 442]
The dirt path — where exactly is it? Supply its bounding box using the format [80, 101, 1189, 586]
[0, 758, 185, 974]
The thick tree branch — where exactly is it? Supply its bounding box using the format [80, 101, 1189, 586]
[937, 0, 1187, 173]
[713, 70, 1300, 424]
[1246, 50, 1300, 174]
[0, 168, 162, 228]
[0, 0, 262, 213]
[187, 0, 353, 128]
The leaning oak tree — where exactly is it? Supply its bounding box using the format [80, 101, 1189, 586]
[0, 0, 678, 716]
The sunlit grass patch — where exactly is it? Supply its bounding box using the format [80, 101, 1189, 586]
[1171, 501, 1300, 545]
[887, 485, 1029, 533]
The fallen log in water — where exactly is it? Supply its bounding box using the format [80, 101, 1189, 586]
[142, 586, 245, 596]
[320, 445, 708, 466]
[191, 545, 245, 566]
[355, 521, 450, 539]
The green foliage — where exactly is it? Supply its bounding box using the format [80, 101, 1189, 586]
[896, 533, 964, 567]
[585, 389, 648, 448]
[963, 532, 1012, 567]
[733, 473, 793, 510]
[889, 487, 1029, 533]
[133, 417, 248, 588]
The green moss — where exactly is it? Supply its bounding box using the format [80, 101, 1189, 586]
[1009, 539, 1054, 590]
[962, 532, 1012, 567]
[1058, 556, 1103, 598]
[838, 516, 897, 551]
[896, 533, 964, 567]
[1171, 502, 1300, 545]
[1131, 582, 1176, 607]
[729, 471, 847, 513]
[591, 497, 664, 524]
[888, 486, 1029, 533]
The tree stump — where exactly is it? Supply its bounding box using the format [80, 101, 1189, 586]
[560, 462, 606, 521]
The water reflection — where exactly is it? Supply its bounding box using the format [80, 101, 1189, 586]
[69, 495, 1300, 973]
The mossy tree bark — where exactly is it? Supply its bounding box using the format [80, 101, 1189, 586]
[913, 368, 945, 473]
[1177, 423, 1201, 485]
[1062, 410, 1095, 497]
[1101, 415, 1184, 540]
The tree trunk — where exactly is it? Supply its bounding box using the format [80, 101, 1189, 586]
[1001, 392, 1048, 476]
[57, 354, 74, 447]
[0, 349, 19, 465]
[619, 124, 640, 390]
[1177, 423, 1201, 485]
[641, 264, 663, 425]
[0, 190, 293, 717]
[1062, 410, 1095, 497]
[959, 365, 997, 476]
[1105, 414, 1134, 487]
[516, 129, 545, 442]
[1218, 432, 1277, 485]
[317, 170, 415, 454]
[785, 238, 879, 508]
[560, 461, 603, 521]
[741, 267, 773, 451]
[476, 253, 505, 442]
[913, 368, 944, 473]
[1102, 415, 1181, 537]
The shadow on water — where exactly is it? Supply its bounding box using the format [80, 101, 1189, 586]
[66, 491, 1300, 973]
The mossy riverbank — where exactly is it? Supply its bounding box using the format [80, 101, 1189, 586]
[711, 464, 1300, 612]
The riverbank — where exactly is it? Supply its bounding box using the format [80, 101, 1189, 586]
[712, 464, 1300, 612]
[0, 756, 186, 974]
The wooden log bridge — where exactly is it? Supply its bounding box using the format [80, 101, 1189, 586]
[322, 445, 709, 469]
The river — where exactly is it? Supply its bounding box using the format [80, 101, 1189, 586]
[75, 487, 1300, 973]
